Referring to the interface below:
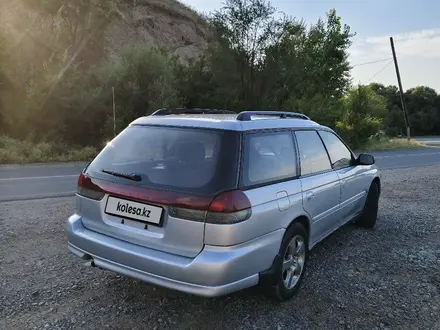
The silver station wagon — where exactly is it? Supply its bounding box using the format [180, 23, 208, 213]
[65, 109, 381, 301]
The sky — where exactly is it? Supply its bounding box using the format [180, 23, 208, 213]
[181, 0, 440, 92]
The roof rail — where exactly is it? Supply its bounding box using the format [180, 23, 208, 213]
[150, 108, 237, 116]
[236, 111, 310, 121]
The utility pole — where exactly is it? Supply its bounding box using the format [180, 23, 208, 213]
[390, 37, 410, 140]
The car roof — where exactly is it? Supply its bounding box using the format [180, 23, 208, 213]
[130, 112, 326, 132]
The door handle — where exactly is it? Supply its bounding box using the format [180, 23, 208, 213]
[306, 191, 315, 201]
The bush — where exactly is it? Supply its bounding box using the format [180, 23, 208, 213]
[4, 46, 183, 147]
[0, 135, 98, 164]
[85, 47, 183, 143]
[361, 136, 425, 152]
[336, 85, 387, 148]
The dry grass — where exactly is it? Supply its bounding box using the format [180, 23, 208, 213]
[0, 136, 98, 164]
[361, 137, 425, 152]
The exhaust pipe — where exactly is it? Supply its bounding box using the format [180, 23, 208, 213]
[90, 260, 103, 270]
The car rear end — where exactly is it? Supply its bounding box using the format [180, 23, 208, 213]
[65, 121, 277, 296]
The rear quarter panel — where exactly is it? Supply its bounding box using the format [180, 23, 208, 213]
[204, 179, 308, 246]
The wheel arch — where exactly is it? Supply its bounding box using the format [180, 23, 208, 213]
[286, 215, 311, 245]
[259, 214, 312, 287]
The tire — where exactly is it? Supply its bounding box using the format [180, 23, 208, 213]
[356, 182, 379, 229]
[269, 222, 309, 302]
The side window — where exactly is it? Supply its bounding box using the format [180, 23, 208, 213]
[318, 131, 353, 169]
[295, 130, 332, 176]
[242, 131, 297, 187]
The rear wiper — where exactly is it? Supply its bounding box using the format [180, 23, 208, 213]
[101, 169, 142, 182]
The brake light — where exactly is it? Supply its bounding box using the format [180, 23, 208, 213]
[77, 173, 105, 200]
[206, 190, 252, 224]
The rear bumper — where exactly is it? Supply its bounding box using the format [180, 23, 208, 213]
[65, 214, 284, 297]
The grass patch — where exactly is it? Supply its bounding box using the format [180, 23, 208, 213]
[361, 137, 425, 152]
[0, 135, 98, 164]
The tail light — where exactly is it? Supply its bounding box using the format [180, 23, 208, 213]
[77, 173, 105, 200]
[169, 190, 252, 224]
[76, 173, 251, 224]
[206, 190, 252, 224]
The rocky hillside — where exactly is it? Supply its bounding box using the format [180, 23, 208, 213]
[0, 0, 212, 64]
[106, 0, 212, 62]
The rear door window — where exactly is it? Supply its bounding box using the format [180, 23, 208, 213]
[86, 125, 240, 195]
[295, 130, 332, 176]
[242, 131, 298, 187]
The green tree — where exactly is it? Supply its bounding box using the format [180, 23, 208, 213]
[369, 83, 440, 136]
[336, 85, 387, 148]
[17, 46, 183, 146]
[86, 47, 183, 143]
[175, 45, 243, 110]
[21, 54, 86, 142]
[404, 86, 439, 136]
[261, 9, 353, 126]
[210, 0, 280, 107]
[368, 83, 405, 136]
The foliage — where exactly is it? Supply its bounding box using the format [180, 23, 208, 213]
[336, 85, 387, 149]
[91, 47, 182, 141]
[180, 3, 353, 122]
[2, 45, 181, 146]
[0, 135, 97, 164]
[368, 83, 440, 137]
[361, 137, 425, 152]
[0, 0, 439, 163]
[262, 9, 353, 121]
[405, 86, 440, 136]
[207, 0, 281, 108]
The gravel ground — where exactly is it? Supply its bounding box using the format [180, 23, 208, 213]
[1, 165, 440, 330]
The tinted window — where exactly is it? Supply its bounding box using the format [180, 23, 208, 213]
[318, 131, 353, 169]
[295, 130, 331, 176]
[242, 132, 297, 187]
[86, 125, 240, 195]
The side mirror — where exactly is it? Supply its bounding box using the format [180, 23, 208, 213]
[357, 153, 375, 165]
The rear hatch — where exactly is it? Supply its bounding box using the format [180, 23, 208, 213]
[77, 124, 240, 258]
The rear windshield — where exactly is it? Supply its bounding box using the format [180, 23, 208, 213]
[86, 125, 240, 195]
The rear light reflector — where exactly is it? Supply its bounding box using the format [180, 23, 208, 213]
[77, 173, 105, 200]
[169, 207, 206, 222]
[205, 208, 252, 224]
[206, 190, 252, 224]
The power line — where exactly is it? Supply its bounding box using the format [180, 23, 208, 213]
[352, 58, 393, 68]
[367, 60, 393, 82]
